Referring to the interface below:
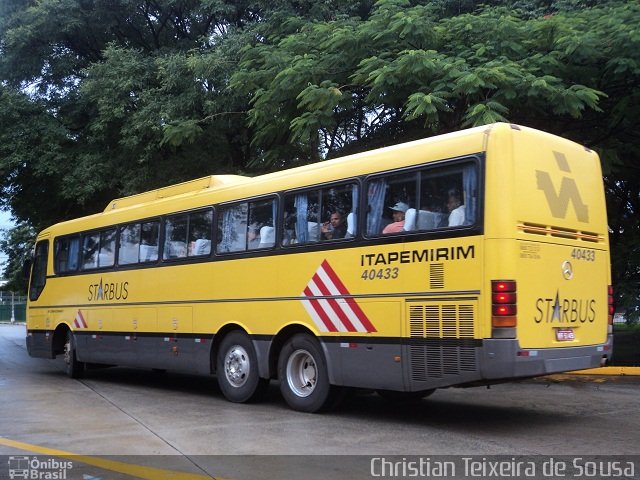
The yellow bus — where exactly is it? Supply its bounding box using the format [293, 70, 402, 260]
[25, 123, 613, 412]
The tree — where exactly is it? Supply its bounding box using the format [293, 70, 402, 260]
[0, 223, 35, 293]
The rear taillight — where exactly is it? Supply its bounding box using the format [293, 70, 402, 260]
[492, 280, 517, 328]
[608, 285, 614, 326]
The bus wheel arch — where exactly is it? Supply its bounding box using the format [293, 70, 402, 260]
[213, 327, 269, 403]
[53, 325, 84, 379]
[268, 324, 316, 380]
[210, 323, 246, 375]
[52, 324, 70, 358]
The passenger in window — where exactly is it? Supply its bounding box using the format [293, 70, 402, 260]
[321, 211, 347, 240]
[382, 202, 409, 234]
[247, 223, 261, 249]
[447, 188, 465, 226]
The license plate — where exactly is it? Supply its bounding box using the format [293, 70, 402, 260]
[556, 328, 576, 341]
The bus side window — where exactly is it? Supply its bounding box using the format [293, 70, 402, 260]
[366, 172, 416, 236]
[216, 203, 249, 253]
[119, 224, 141, 265]
[188, 210, 213, 257]
[247, 199, 276, 250]
[283, 184, 357, 245]
[119, 221, 160, 265]
[140, 221, 160, 262]
[81, 233, 100, 269]
[418, 162, 478, 229]
[98, 229, 116, 268]
[282, 191, 318, 245]
[366, 160, 478, 235]
[54, 236, 80, 273]
[319, 183, 357, 241]
[164, 214, 188, 259]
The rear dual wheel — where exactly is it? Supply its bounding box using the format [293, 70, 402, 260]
[278, 333, 342, 413]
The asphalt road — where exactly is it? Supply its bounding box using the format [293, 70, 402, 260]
[1, 323, 638, 480]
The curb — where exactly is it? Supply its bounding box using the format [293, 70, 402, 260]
[568, 366, 640, 376]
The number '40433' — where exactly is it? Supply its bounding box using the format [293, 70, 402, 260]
[361, 267, 399, 280]
[571, 248, 595, 261]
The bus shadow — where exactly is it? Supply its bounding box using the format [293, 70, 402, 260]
[336, 385, 572, 433]
[62, 364, 571, 432]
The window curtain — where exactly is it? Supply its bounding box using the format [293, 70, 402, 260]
[163, 221, 174, 258]
[295, 194, 308, 243]
[366, 180, 386, 235]
[219, 208, 235, 252]
[463, 164, 478, 225]
[271, 200, 277, 227]
[350, 185, 358, 236]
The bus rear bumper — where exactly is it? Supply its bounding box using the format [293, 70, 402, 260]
[26, 330, 55, 359]
[480, 335, 614, 380]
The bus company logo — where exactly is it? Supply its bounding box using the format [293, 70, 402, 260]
[534, 290, 596, 324]
[87, 278, 129, 302]
[7, 456, 73, 479]
[301, 260, 377, 333]
[536, 151, 589, 222]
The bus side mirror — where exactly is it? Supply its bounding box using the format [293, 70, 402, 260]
[22, 258, 32, 281]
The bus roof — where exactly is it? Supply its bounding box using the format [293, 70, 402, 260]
[40, 123, 540, 236]
[104, 175, 250, 212]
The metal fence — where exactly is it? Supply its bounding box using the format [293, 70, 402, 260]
[0, 291, 26, 322]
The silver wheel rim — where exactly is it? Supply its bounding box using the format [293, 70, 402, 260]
[224, 345, 250, 388]
[286, 349, 317, 398]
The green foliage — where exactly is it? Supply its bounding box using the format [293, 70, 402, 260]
[0, 223, 36, 294]
[235, 0, 622, 158]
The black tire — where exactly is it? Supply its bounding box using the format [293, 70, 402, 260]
[278, 333, 340, 413]
[376, 388, 435, 403]
[64, 330, 85, 379]
[216, 331, 268, 403]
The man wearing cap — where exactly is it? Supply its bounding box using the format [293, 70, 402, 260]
[382, 202, 409, 234]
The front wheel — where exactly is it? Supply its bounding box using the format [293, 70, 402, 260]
[278, 333, 340, 413]
[63, 330, 84, 379]
[216, 331, 268, 403]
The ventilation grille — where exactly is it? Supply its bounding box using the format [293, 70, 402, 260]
[518, 222, 603, 243]
[408, 302, 477, 380]
[430, 263, 444, 289]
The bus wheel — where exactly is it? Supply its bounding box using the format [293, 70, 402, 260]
[376, 389, 435, 403]
[216, 331, 268, 403]
[64, 330, 85, 379]
[278, 333, 337, 413]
